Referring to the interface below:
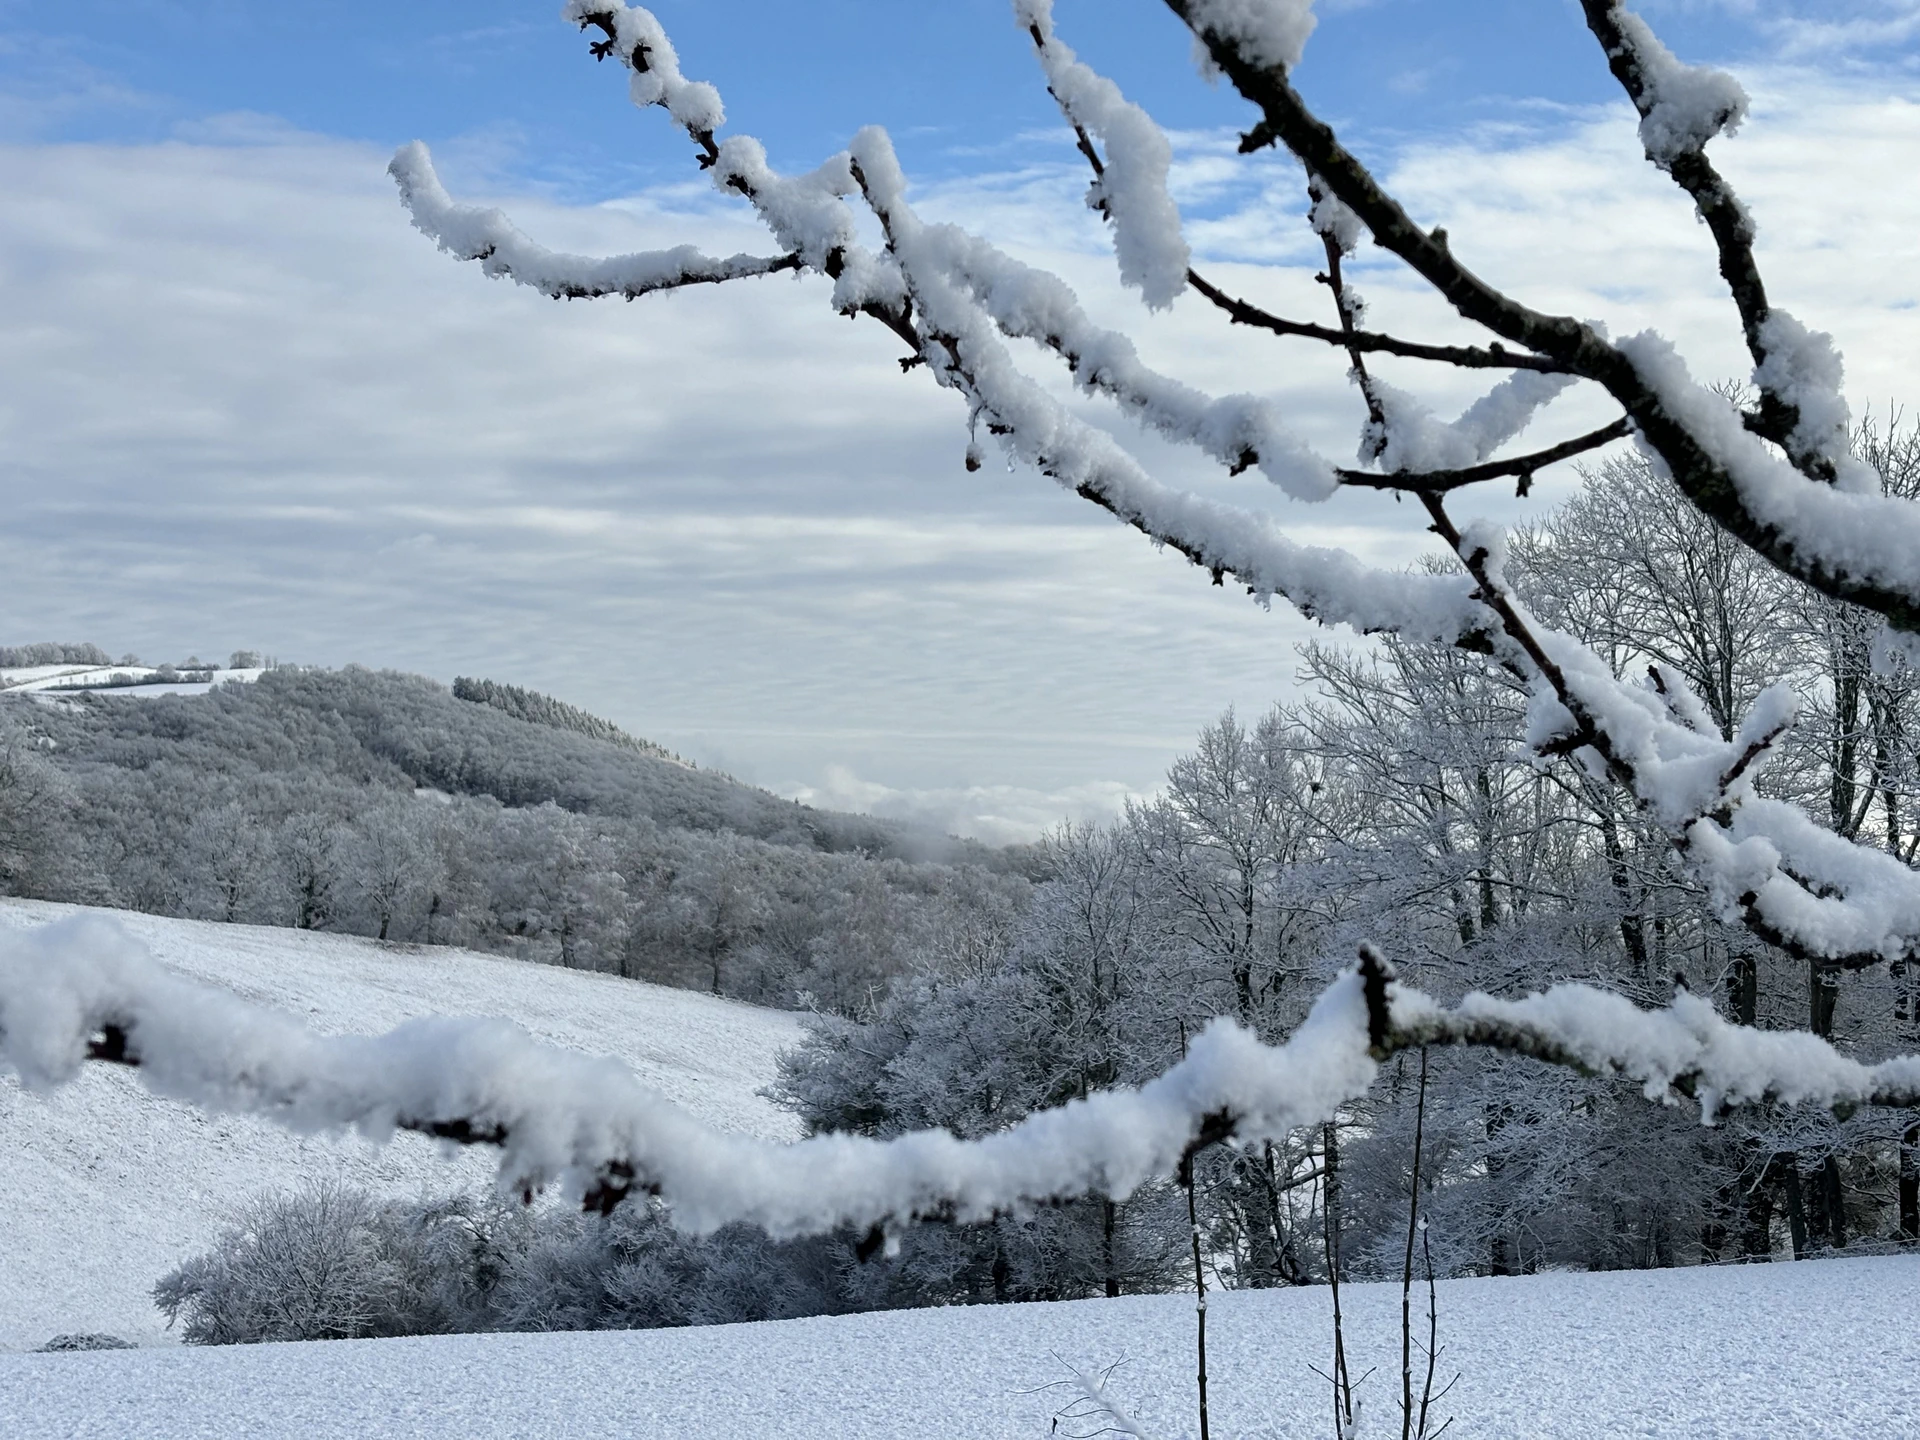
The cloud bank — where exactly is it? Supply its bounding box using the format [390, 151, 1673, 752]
[1, 64, 1916, 840]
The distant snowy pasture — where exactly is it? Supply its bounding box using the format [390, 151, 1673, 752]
[0, 901, 803, 1350]
[0, 1256, 1914, 1438]
[0, 665, 264, 698]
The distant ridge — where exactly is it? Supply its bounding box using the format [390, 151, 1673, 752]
[452, 676, 689, 766]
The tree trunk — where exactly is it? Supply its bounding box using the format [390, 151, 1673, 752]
[1901, 1123, 1919, 1244]
[1102, 1197, 1120, 1298]
[1819, 1155, 1847, 1249]
[1485, 1100, 1514, 1275]
[1783, 1163, 1808, 1260]
[1739, 1172, 1774, 1260]
[1726, 946, 1758, 1027]
[1810, 961, 1839, 1039]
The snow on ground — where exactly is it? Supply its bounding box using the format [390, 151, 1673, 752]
[0, 1255, 1912, 1438]
[0, 900, 804, 1351]
[0, 666, 263, 696]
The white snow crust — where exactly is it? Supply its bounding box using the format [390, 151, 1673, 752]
[0, 667, 262, 696]
[0, 1257, 1913, 1438]
[0, 901, 801, 1351]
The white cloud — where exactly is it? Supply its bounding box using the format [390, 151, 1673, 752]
[781, 765, 1146, 847]
[0, 63, 1916, 839]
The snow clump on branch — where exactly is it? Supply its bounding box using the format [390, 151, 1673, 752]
[1754, 309, 1883, 493]
[1367, 370, 1575, 473]
[1606, 4, 1749, 164]
[1017, 0, 1191, 308]
[560, 0, 723, 134]
[1184, 0, 1319, 74]
[10, 916, 1920, 1246]
[1620, 332, 1920, 599]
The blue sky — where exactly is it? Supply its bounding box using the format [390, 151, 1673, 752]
[5, 1, 1894, 187]
[3, 2, 1918, 839]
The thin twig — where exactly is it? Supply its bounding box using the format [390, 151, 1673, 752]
[1400, 1047, 1429, 1440]
[1186, 271, 1575, 374]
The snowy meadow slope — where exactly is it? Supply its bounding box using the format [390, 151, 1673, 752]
[1, 1255, 1914, 1439]
[0, 900, 803, 1351]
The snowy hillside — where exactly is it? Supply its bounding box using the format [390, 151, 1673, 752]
[0, 1254, 1914, 1438]
[0, 901, 803, 1351]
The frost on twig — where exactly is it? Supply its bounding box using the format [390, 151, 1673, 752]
[1037, 1358, 1160, 1440]
[9, 920, 1920, 1241]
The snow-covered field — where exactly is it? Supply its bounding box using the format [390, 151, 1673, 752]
[0, 665, 262, 697]
[0, 900, 804, 1351]
[0, 1255, 1912, 1438]
[4, 904, 1916, 1440]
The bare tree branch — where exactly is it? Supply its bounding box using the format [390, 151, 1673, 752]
[1337, 420, 1633, 496]
[1185, 270, 1578, 374]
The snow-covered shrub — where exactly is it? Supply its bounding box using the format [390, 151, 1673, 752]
[492, 1203, 850, 1332]
[36, 1333, 135, 1352]
[153, 1182, 530, 1345]
[156, 1186, 868, 1342]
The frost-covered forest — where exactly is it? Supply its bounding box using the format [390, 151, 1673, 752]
[0, 662, 1034, 1011]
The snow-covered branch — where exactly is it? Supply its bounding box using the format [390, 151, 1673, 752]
[1017, 0, 1190, 309]
[1578, 3, 1872, 492]
[863, 161, 1334, 500]
[1425, 496, 1920, 968]
[1167, 0, 1920, 634]
[847, 129, 1491, 645]
[389, 144, 798, 301]
[8, 918, 1920, 1242]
